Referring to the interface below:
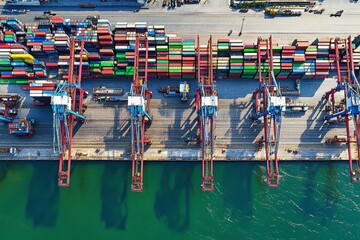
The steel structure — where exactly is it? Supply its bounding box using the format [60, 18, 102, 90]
[51, 37, 86, 187]
[324, 36, 360, 182]
[196, 35, 218, 192]
[324, 38, 346, 119]
[128, 34, 152, 192]
[252, 36, 286, 188]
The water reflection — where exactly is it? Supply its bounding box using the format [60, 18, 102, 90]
[26, 162, 59, 227]
[154, 162, 195, 232]
[101, 162, 130, 230]
[301, 163, 339, 224]
[222, 162, 255, 217]
[0, 161, 9, 182]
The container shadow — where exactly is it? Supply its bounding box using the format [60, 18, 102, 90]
[26, 161, 59, 228]
[101, 162, 130, 230]
[153, 162, 195, 232]
[300, 163, 339, 224]
[222, 162, 255, 217]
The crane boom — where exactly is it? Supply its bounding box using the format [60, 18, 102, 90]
[253, 36, 285, 187]
[52, 37, 86, 187]
[128, 34, 152, 192]
[322, 36, 360, 182]
[196, 35, 218, 192]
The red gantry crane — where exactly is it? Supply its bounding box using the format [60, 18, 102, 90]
[324, 38, 346, 120]
[128, 34, 152, 192]
[196, 35, 218, 192]
[252, 36, 286, 188]
[51, 37, 86, 187]
[324, 36, 360, 182]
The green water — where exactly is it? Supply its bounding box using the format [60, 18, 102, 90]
[0, 161, 359, 239]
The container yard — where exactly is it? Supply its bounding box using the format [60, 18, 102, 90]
[2, 2, 360, 240]
[0, 0, 360, 192]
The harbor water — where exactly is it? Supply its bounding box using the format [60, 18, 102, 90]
[0, 161, 359, 239]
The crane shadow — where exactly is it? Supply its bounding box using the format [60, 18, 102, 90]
[298, 97, 342, 155]
[0, 161, 10, 183]
[153, 162, 195, 232]
[26, 161, 59, 228]
[101, 162, 130, 230]
[300, 162, 339, 224]
[226, 99, 262, 159]
[222, 162, 255, 217]
[103, 104, 130, 153]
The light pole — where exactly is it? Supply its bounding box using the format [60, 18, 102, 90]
[238, 17, 245, 36]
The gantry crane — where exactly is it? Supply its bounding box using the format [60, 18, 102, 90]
[252, 36, 286, 188]
[51, 37, 86, 187]
[324, 36, 360, 182]
[324, 38, 346, 120]
[196, 35, 218, 192]
[128, 34, 152, 192]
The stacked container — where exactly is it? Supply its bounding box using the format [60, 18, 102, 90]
[229, 39, 244, 79]
[168, 37, 182, 79]
[278, 45, 294, 79]
[315, 38, 331, 78]
[242, 44, 257, 79]
[114, 22, 128, 77]
[147, 25, 157, 78]
[352, 36, 360, 71]
[182, 38, 196, 79]
[291, 39, 308, 78]
[29, 80, 56, 99]
[97, 20, 114, 76]
[0, 23, 4, 42]
[54, 31, 70, 52]
[217, 39, 230, 78]
[0, 17, 25, 32]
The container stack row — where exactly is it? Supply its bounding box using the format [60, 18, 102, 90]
[229, 39, 244, 79]
[156, 27, 168, 79]
[217, 39, 230, 79]
[168, 37, 182, 79]
[182, 38, 196, 79]
[4, 17, 360, 82]
[29, 80, 56, 99]
[0, 43, 46, 83]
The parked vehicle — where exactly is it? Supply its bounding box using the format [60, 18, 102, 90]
[43, 11, 57, 16]
[314, 8, 325, 14]
[330, 10, 343, 17]
[79, 3, 96, 8]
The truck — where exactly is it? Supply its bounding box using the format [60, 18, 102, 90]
[281, 79, 301, 96]
[185, 136, 201, 145]
[8, 118, 35, 137]
[286, 102, 308, 112]
[96, 92, 129, 102]
[87, 15, 100, 25]
[79, 3, 96, 8]
[330, 10, 343, 17]
[313, 8, 325, 14]
[0, 94, 23, 117]
[34, 15, 49, 20]
[180, 81, 189, 102]
[325, 135, 347, 144]
[265, 7, 302, 17]
[93, 86, 128, 102]
[158, 81, 189, 102]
